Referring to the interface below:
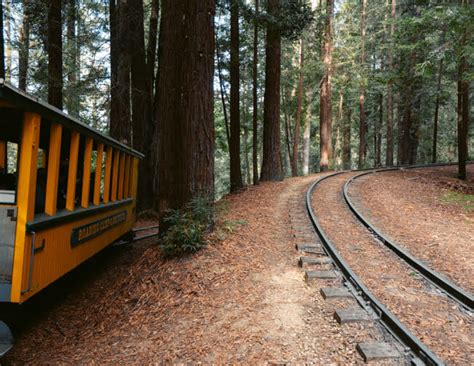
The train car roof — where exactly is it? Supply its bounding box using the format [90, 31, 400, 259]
[0, 80, 144, 159]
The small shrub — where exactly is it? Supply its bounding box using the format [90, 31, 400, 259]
[160, 196, 213, 258]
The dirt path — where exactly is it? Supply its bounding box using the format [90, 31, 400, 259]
[348, 165, 474, 292]
[4, 175, 390, 364]
[312, 172, 473, 365]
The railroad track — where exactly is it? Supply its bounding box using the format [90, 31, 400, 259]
[344, 169, 473, 310]
[305, 165, 473, 365]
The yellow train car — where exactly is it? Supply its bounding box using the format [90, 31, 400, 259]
[0, 81, 143, 314]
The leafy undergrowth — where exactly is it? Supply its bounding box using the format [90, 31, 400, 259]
[441, 191, 474, 212]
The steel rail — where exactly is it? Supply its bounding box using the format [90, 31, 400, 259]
[343, 168, 474, 311]
[306, 172, 445, 366]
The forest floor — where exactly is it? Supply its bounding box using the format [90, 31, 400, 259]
[3, 165, 473, 364]
[349, 164, 474, 293]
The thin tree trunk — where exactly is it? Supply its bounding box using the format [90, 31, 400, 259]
[342, 107, 351, 169]
[291, 38, 304, 177]
[261, 0, 283, 181]
[432, 57, 443, 164]
[4, 0, 10, 79]
[319, 0, 333, 172]
[358, 0, 367, 169]
[458, 30, 469, 180]
[396, 92, 402, 164]
[48, 0, 63, 109]
[156, 0, 215, 231]
[146, 0, 159, 91]
[302, 91, 311, 175]
[109, 0, 119, 135]
[0, 2, 5, 80]
[230, 0, 243, 192]
[386, 0, 395, 166]
[216, 40, 231, 147]
[376, 93, 383, 167]
[18, 0, 30, 90]
[252, 0, 259, 185]
[66, 0, 79, 116]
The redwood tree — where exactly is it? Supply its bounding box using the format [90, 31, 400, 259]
[229, 0, 243, 192]
[291, 39, 304, 177]
[320, 0, 333, 172]
[156, 0, 215, 230]
[358, 0, 367, 169]
[48, 0, 63, 109]
[458, 30, 469, 180]
[18, 0, 30, 90]
[252, 0, 259, 185]
[261, 0, 283, 181]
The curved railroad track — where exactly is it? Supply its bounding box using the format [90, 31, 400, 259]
[344, 168, 473, 310]
[305, 166, 473, 365]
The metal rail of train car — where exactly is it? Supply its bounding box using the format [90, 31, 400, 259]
[0, 81, 144, 355]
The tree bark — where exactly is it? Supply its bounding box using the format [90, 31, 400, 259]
[156, 0, 215, 230]
[66, 0, 79, 116]
[319, 0, 333, 172]
[432, 58, 443, 164]
[48, 0, 63, 109]
[291, 39, 304, 177]
[342, 107, 351, 169]
[386, 0, 395, 166]
[302, 91, 312, 175]
[0, 2, 4, 80]
[146, 0, 159, 91]
[458, 30, 469, 180]
[358, 0, 367, 169]
[261, 0, 283, 181]
[375, 93, 382, 167]
[216, 39, 231, 148]
[229, 0, 243, 192]
[109, 0, 119, 136]
[130, 0, 154, 210]
[252, 0, 259, 185]
[18, 0, 30, 90]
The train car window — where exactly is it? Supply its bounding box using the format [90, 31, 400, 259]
[110, 149, 120, 202]
[66, 132, 80, 211]
[81, 137, 93, 208]
[0, 141, 17, 204]
[124, 155, 131, 198]
[92, 143, 104, 206]
[103, 146, 113, 204]
[117, 152, 125, 200]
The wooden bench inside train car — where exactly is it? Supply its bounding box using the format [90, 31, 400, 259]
[0, 82, 143, 304]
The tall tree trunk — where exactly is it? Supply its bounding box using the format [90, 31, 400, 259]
[386, 0, 395, 166]
[66, 0, 79, 116]
[261, 0, 283, 181]
[0, 2, 4, 80]
[342, 107, 351, 169]
[375, 93, 383, 167]
[130, 0, 154, 210]
[156, 0, 215, 230]
[458, 30, 469, 180]
[18, 0, 30, 90]
[302, 91, 312, 175]
[229, 0, 243, 192]
[109, 0, 119, 136]
[358, 0, 367, 169]
[432, 57, 443, 164]
[48, 0, 63, 109]
[216, 39, 231, 148]
[4, 0, 10, 79]
[396, 92, 402, 164]
[114, 1, 132, 142]
[319, 0, 333, 172]
[291, 39, 304, 177]
[146, 0, 159, 91]
[252, 0, 259, 185]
